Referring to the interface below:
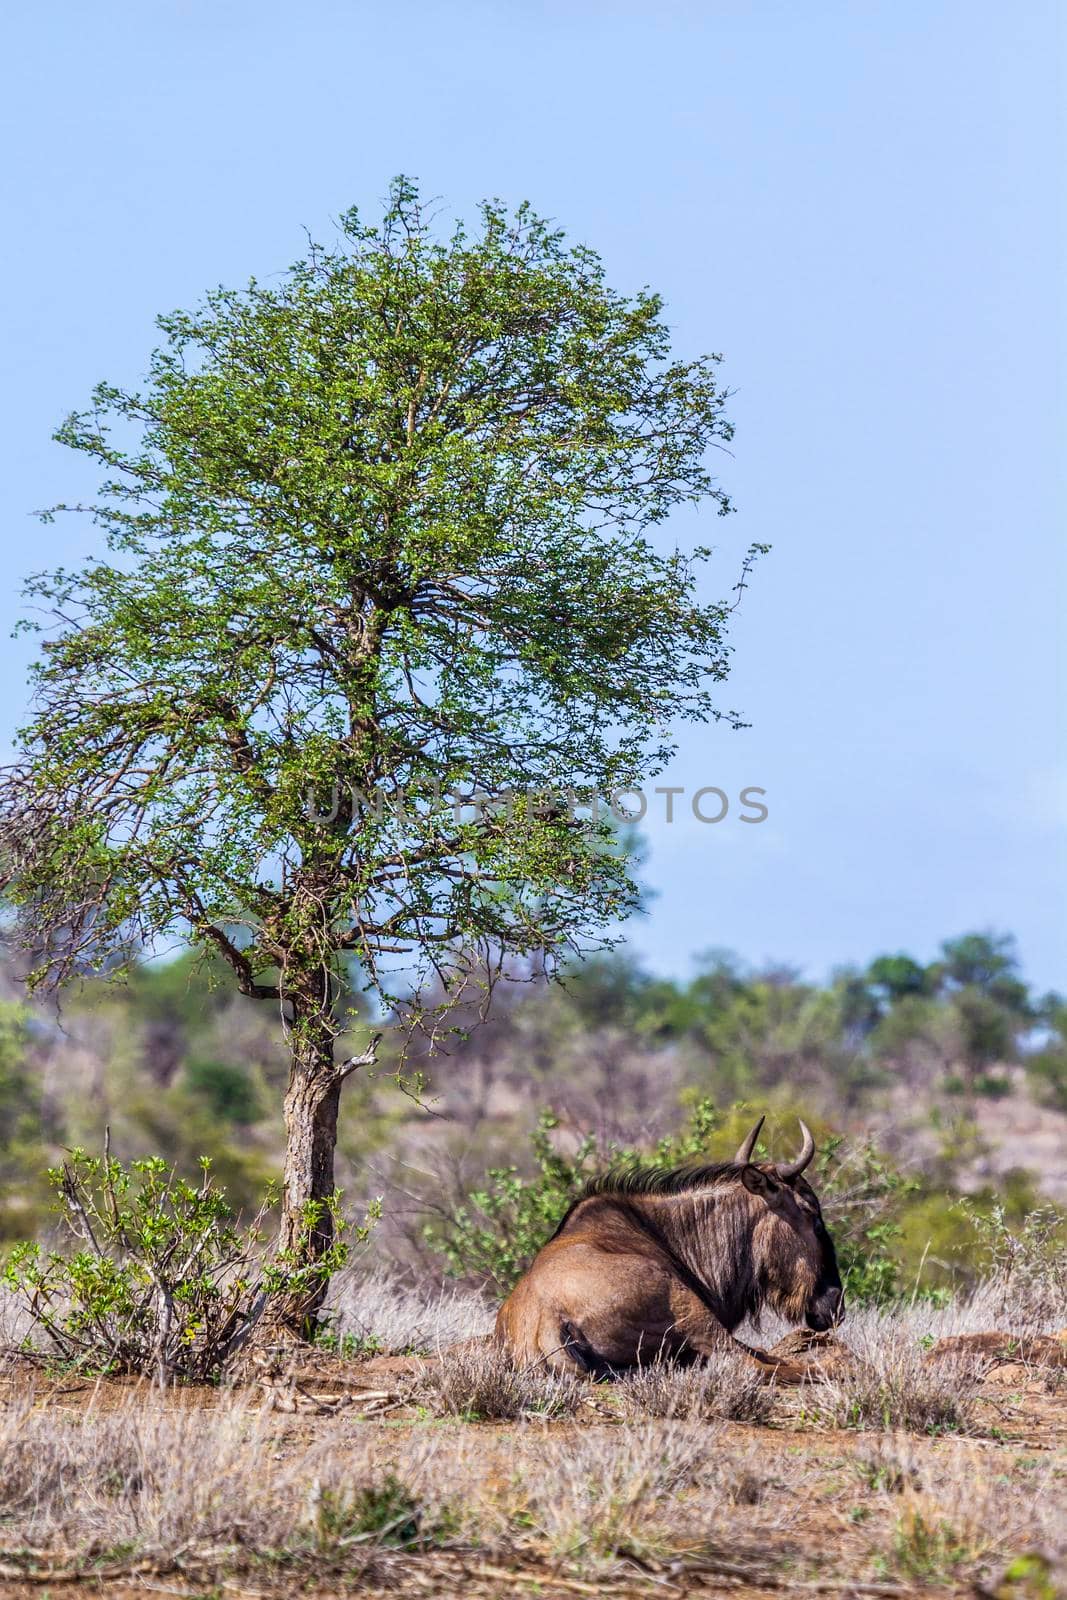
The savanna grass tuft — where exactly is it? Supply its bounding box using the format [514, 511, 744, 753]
[616, 1348, 776, 1424]
[412, 1340, 587, 1420]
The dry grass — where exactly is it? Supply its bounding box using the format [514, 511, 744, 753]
[412, 1339, 587, 1420]
[324, 1262, 494, 1354]
[795, 1325, 984, 1434]
[846, 1272, 1066, 1342]
[1, 1389, 286, 1561]
[0, 1371, 1062, 1594]
[0, 1281, 33, 1353]
[1, 1270, 1063, 1594]
[504, 1423, 734, 1563]
[0, 1388, 466, 1580]
[854, 1440, 1065, 1587]
[0, 1388, 776, 1582]
[614, 1347, 776, 1425]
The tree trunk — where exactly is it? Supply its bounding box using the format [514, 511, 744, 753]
[267, 1016, 343, 1339]
[256, 1011, 381, 1344]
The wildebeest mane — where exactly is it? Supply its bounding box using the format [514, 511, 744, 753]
[548, 1159, 743, 1242]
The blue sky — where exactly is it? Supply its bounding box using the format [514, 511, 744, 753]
[1, 1, 1063, 990]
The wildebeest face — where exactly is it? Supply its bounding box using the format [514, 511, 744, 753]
[740, 1162, 845, 1332]
[731, 1117, 844, 1332]
[789, 1172, 844, 1330]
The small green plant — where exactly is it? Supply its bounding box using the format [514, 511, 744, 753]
[958, 1199, 1067, 1322]
[314, 1326, 385, 1359]
[2, 1146, 378, 1381]
[309, 1475, 424, 1548]
[994, 1553, 1060, 1600]
[891, 1510, 971, 1581]
[854, 1452, 910, 1493]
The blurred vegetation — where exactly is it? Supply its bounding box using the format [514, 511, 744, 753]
[0, 929, 1062, 1296]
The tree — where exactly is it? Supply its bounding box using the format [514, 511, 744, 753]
[935, 932, 1030, 1016]
[932, 933, 1031, 1092]
[0, 179, 750, 1332]
[865, 952, 931, 1006]
[950, 986, 1018, 1091]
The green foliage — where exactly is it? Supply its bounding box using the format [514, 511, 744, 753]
[891, 1512, 972, 1580]
[1, 1150, 376, 1380]
[811, 1134, 923, 1304]
[314, 1326, 386, 1359]
[0, 1002, 51, 1238]
[0, 1002, 33, 1123]
[424, 1101, 724, 1293]
[126, 948, 235, 1023]
[937, 932, 1030, 1014]
[307, 1473, 452, 1550]
[957, 1197, 1066, 1320]
[866, 954, 932, 1004]
[425, 1110, 603, 1292]
[0, 177, 757, 1305]
[595, 929, 1039, 1104]
[950, 987, 1020, 1082]
[1, 175, 745, 1040]
[991, 1553, 1059, 1600]
[184, 1058, 261, 1124]
[681, 966, 861, 1100]
[1025, 1045, 1067, 1112]
[558, 952, 658, 1033]
[0, 921, 1055, 1295]
[1023, 995, 1067, 1112]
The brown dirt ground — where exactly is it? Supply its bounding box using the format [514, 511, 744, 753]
[0, 1333, 1064, 1600]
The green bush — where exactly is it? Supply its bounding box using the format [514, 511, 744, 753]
[422, 1109, 607, 1293]
[810, 1133, 923, 1303]
[0, 1002, 51, 1239]
[1025, 1046, 1067, 1113]
[1, 1148, 374, 1381]
[184, 1058, 261, 1124]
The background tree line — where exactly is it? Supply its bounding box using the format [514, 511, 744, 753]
[1, 926, 1062, 1294]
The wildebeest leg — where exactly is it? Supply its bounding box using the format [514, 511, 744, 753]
[663, 1281, 736, 1359]
[559, 1318, 621, 1380]
[666, 1283, 808, 1384]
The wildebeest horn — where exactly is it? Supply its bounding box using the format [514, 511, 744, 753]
[734, 1116, 765, 1164]
[777, 1119, 816, 1179]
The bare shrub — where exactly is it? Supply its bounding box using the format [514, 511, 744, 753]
[616, 1348, 775, 1425]
[800, 1330, 982, 1434]
[412, 1339, 586, 1420]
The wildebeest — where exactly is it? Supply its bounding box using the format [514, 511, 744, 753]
[495, 1117, 843, 1381]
